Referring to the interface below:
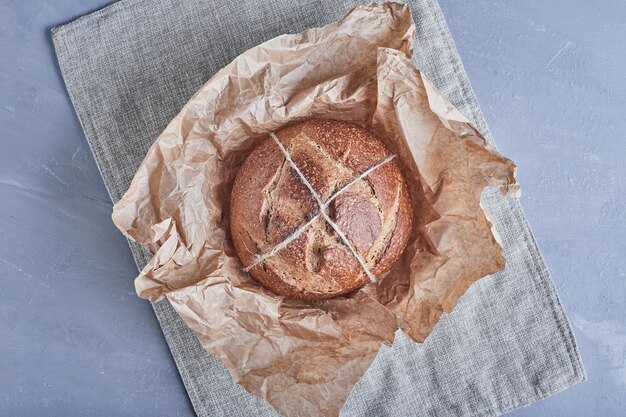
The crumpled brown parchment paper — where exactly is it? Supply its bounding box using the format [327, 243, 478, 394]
[112, 3, 519, 417]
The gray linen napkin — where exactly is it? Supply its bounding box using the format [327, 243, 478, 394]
[51, 0, 586, 415]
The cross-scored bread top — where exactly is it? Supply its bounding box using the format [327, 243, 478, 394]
[230, 119, 413, 299]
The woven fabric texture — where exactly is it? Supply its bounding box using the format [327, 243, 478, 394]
[52, 0, 586, 415]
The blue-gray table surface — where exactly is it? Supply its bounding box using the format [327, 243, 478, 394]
[0, 1, 624, 416]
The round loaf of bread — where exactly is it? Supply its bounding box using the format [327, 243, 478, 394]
[230, 119, 412, 299]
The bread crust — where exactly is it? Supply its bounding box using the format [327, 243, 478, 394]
[230, 119, 412, 299]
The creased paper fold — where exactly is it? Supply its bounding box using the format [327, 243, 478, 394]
[112, 3, 518, 417]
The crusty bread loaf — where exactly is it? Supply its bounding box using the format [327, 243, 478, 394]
[230, 119, 412, 299]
